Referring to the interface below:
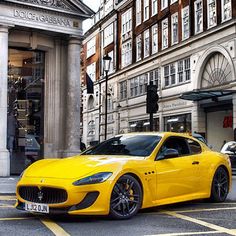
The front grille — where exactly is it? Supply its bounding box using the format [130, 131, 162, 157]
[19, 186, 68, 204]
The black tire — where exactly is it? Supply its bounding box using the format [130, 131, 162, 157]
[210, 166, 229, 202]
[109, 174, 142, 220]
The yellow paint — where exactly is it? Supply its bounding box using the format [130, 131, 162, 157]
[175, 206, 236, 213]
[0, 204, 14, 208]
[0, 196, 16, 201]
[15, 132, 232, 216]
[164, 211, 236, 236]
[40, 218, 70, 236]
[146, 231, 220, 236]
[0, 217, 29, 221]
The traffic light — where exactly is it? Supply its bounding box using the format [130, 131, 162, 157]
[146, 84, 159, 113]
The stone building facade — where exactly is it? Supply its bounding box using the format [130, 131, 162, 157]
[82, 0, 236, 152]
[0, 0, 93, 176]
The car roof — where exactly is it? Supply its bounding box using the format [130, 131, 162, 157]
[115, 132, 192, 139]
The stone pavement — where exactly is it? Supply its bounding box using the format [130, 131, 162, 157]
[0, 175, 235, 201]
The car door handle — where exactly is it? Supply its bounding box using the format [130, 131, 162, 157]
[192, 161, 199, 165]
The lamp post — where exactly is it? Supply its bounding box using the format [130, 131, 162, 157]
[103, 54, 111, 140]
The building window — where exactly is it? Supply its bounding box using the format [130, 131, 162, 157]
[182, 6, 190, 40]
[136, 0, 142, 26]
[104, 0, 113, 16]
[184, 58, 191, 81]
[136, 35, 142, 61]
[150, 68, 160, 88]
[144, 29, 150, 58]
[121, 8, 132, 41]
[170, 0, 178, 4]
[120, 81, 127, 100]
[161, 0, 168, 10]
[164, 114, 191, 132]
[139, 74, 148, 94]
[152, 0, 158, 16]
[143, 0, 150, 21]
[195, 0, 203, 34]
[164, 57, 191, 87]
[208, 0, 217, 28]
[108, 51, 114, 74]
[122, 40, 132, 68]
[152, 24, 158, 54]
[162, 18, 168, 49]
[170, 63, 176, 85]
[164, 65, 170, 87]
[178, 60, 184, 83]
[87, 37, 96, 58]
[171, 13, 178, 45]
[104, 23, 114, 47]
[222, 0, 232, 22]
[86, 62, 96, 82]
[129, 69, 160, 98]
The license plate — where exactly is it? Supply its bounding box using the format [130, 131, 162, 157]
[25, 202, 49, 213]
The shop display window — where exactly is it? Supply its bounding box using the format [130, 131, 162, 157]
[7, 49, 45, 173]
[164, 114, 191, 133]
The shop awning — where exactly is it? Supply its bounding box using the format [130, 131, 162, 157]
[179, 90, 236, 101]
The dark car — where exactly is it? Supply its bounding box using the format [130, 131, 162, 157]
[221, 141, 236, 175]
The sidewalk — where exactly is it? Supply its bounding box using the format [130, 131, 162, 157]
[0, 176, 19, 195]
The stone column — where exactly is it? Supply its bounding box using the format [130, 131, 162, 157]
[64, 37, 81, 156]
[0, 25, 10, 176]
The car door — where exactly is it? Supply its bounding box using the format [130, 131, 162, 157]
[155, 136, 200, 201]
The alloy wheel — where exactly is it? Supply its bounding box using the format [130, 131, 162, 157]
[211, 167, 229, 202]
[110, 175, 142, 219]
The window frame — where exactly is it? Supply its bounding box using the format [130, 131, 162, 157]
[144, 29, 150, 58]
[171, 12, 178, 45]
[194, 0, 203, 34]
[136, 0, 142, 26]
[152, 0, 158, 16]
[182, 6, 190, 40]
[207, 0, 217, 29]
[152, 24, 158, 54]
[143, 0, 150, 21]
[162, 18, 169, 50]
[221, 0, 232, 22]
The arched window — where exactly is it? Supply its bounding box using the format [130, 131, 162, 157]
[201, 52, 232, 88]
[87, 95, 94, 110]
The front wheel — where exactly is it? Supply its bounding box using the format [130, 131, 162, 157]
[210, 166, 229, 202]
[109, 175, 142, 220]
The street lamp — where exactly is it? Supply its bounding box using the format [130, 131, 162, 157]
[103, 54, 112, 140]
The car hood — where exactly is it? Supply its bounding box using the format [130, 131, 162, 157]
[25, 155, 144, 179]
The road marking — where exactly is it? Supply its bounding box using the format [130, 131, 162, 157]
[145, 230, 222, 235]
[164, 211, 236, 236]
[0, 217, 30, 221]
[175, 206, 236, 213]
[0, 196, 16, 201]
[40, 218, 70, 236]
[0, 204, 14, 208]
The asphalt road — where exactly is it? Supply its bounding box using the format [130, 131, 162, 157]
[0, 193, 236, 235]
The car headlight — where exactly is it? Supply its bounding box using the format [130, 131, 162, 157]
[73, 172, 112, 186]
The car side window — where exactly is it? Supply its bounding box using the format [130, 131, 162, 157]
[158, 137, 190, 159]
[187, 139, 202, 154]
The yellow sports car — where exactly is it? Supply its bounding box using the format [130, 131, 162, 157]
[16, 132, 232, 219]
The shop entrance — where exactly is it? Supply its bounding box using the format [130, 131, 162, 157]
[7, 48, 45, 174]
[206, 110, 233, 151]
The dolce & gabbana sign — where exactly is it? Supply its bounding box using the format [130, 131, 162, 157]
[13, 9, 71, 27]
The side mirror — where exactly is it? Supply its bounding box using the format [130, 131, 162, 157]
[164, 148, 179, 158]
[228, 145, 236, 153]
[157, 148, 179, 160]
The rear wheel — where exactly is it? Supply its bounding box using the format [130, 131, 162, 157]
[109, 175, 142, 220]
[210, 166, 229, 202]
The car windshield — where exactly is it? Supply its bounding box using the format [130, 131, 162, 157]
[82, 135, 161, 157]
